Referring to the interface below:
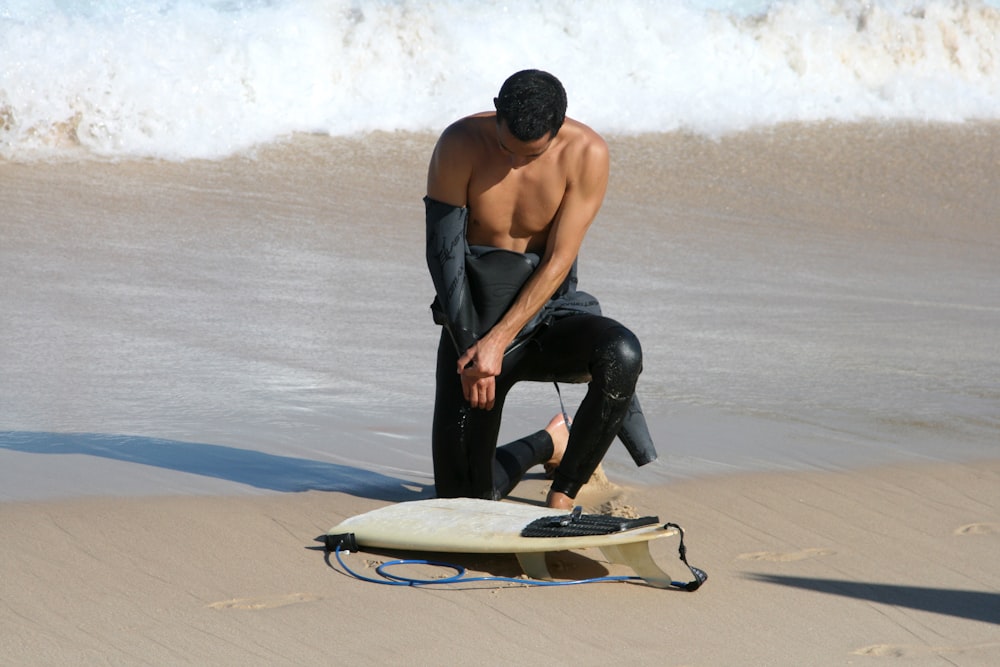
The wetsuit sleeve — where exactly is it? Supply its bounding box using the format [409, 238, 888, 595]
[425, 196, 477, 354]
[617, 395, 658, 466]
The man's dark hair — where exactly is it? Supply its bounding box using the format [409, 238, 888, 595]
[494, 70, 567, 142]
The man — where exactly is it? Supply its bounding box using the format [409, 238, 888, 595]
[425, 70, 656, 510]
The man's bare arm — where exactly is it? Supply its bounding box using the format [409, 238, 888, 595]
[426, 122, 473, 207]
[425, 120, 500, 408]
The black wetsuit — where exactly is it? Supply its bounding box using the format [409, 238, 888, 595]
[425, 197, 656, 500]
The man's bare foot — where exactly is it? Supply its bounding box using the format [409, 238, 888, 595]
[543, 414, 569, 479]
[546, 489, 574, 510]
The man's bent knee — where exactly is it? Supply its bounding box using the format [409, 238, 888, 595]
[592, 325, 642, 397]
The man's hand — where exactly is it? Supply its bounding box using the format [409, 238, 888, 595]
[460, 374, 496, 410]
[456, 336, 507, 410]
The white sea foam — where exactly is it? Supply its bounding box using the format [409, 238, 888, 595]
[2, 0, 999, 160]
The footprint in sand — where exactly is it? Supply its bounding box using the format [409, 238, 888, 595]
[954, 522, 1000, 536]
[854, 644, 912, 658]
[207, 592, 320, 610]
[736, 547, 835, 562]
[853, 642, 1000, 659]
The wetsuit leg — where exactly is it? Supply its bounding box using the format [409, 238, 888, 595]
[431, 331, 554, 500]
[512, 314, 643, 499]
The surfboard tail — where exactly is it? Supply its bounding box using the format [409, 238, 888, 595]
[324, 532, 358, 553]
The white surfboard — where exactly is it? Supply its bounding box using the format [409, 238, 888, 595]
[326, 497, 683, 588]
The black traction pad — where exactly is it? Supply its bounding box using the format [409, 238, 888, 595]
[521, 508, 660, 538]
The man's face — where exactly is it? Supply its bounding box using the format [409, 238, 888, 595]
[496, 119, 553, 169]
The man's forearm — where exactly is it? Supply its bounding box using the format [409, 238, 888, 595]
[424, 196, 477, 353]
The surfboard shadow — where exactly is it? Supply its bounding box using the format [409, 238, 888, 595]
[747, 574, 1000, 625]
[326, 545, 613, 584]
[0, 430, 427, 502]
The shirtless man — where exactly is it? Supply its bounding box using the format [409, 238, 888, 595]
[425, 70, 656, 509]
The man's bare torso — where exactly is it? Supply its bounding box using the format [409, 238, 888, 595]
[441, 113, 599, 256]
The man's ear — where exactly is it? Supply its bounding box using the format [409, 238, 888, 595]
[493, 97, 499, 110]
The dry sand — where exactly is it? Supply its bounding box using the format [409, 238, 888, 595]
[1, 123, 998, 665]
[1, 464, 997, 666]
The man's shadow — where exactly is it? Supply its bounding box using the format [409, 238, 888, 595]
[0, 430, 428, 502]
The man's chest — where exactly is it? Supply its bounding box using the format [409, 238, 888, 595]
[467, 168, 567, 238]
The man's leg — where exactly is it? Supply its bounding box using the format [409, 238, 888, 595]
[514, 315, 644, 507]
[492, 425, 560, 498]
[432, 331, 556, 500]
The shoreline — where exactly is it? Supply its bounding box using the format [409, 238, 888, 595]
[3, 120, 999, 501]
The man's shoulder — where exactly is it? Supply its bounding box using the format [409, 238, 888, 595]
[557, 118, 609, 179]
[431, 115, 494, 171]
[439, 113, 493, 145]
[560, 118, 607, 153]
[428, 115, 495, 204]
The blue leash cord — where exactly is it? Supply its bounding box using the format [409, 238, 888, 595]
[331, 544, 643, 588]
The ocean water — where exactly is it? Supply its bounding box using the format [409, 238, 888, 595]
[2, 2, 999, 501]
[2, 127, 998, 500]
[2, 0, 999, 160]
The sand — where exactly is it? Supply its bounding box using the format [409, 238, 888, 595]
[0, 465, 997, 666]
[1, 123, 998, 665]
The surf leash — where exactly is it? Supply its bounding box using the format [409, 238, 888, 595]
[553, 381, 573, 434]
[663, 522, 708, 591]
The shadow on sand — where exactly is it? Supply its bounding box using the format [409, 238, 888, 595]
[0, 430, 428, 502]
[748, 574, 1000, 625]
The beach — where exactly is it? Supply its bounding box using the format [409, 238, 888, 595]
[2, 124, 999, 665]
[1, 463, 998, 666]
